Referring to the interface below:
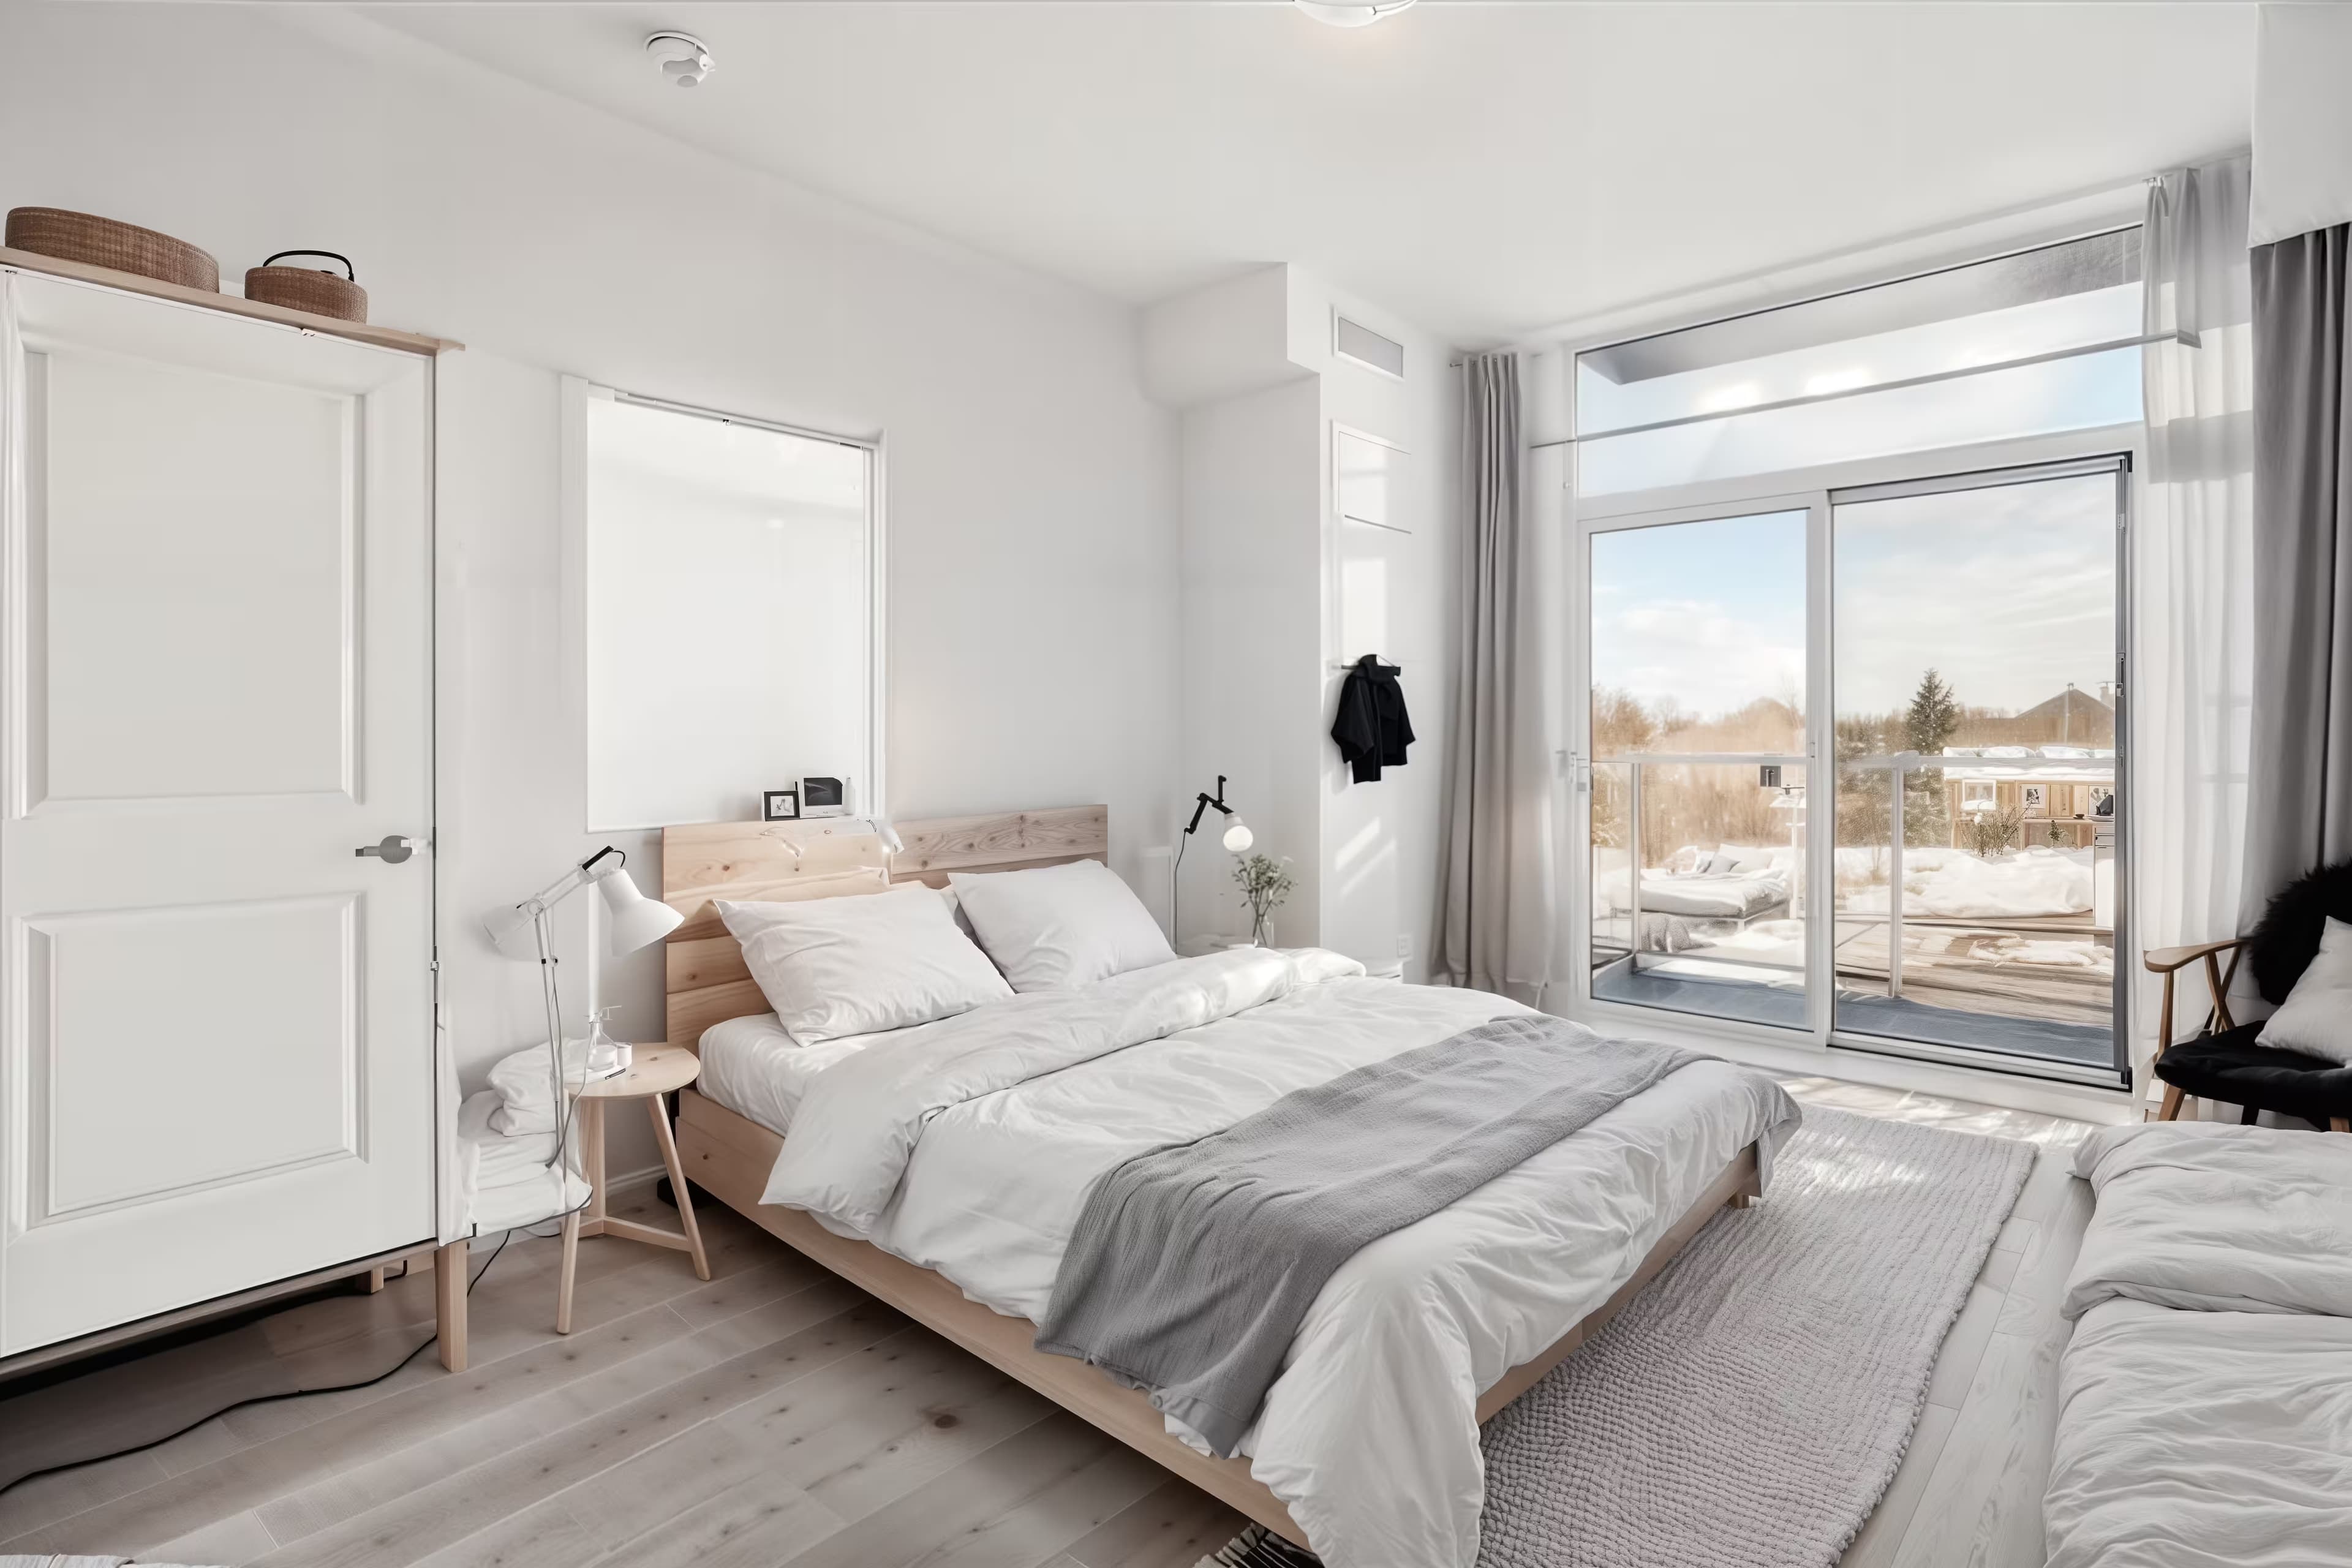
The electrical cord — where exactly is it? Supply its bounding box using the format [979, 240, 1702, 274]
[1171, 829, 1189, 952]
[0, 1231, 514, 1501]
[534, 910, 592, 1173]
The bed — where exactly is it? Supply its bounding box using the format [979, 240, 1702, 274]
[2044, 1123, 2352, 1567]
[661, 806, 1795, 1568]
[1610, 867, 1790, 922]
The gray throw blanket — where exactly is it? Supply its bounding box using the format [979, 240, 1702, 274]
[1033, 1014, 1702, 1456]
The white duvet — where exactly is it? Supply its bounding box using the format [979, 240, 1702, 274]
[2046, 1123, 2352, 1568]
[2046, 1300, 2352, 1568]
[752, 947, 1795, 1568]
[2064, 1122, 2352, 1320]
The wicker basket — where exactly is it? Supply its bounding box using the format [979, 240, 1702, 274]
[243, 251, 368, 323]
[5, 208, 219, 292]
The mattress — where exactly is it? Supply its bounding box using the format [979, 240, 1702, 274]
[750, 948, 1797, 1568]
[2064, 1121, 2352, 1319]
[2043, 1123, 2352, 1568]
[1613, 869, 1788, 920]
[2045, 1298, 2352, 1567]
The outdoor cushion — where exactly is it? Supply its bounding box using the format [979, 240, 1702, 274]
[2154, 1022, 2352, 1125]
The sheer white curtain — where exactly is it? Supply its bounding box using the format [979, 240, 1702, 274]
[2134, 156, 2255, 1071]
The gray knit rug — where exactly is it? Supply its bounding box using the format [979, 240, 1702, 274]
[1199, 1107, 2035, 1568]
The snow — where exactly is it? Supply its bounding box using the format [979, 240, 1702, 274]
[1991, 938, 2112, 973]
[1595, 842, 2097, 924]
[1840, 846, 2092, 920]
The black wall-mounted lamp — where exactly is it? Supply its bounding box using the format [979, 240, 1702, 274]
[1172, 776, 1254, 949]
[1185, 775, 1254, 853]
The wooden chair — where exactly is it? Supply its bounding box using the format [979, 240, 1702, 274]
[2146, 937, 2352, 1131]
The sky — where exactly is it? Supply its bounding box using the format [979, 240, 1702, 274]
[1591, 510, 1807, 723]
[1591, 471, 2117, 727]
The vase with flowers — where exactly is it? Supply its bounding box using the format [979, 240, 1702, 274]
[1232, 853, 1294, 948]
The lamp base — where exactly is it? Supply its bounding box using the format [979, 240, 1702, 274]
[582, 1037, 632, 1081]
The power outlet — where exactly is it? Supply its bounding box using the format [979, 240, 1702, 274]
[1395, 933, 1413, 960]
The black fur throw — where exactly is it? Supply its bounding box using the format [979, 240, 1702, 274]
[2246, 858, 2352, 1004]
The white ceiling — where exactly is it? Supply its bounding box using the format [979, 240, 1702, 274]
[358, 1, 2256, 345]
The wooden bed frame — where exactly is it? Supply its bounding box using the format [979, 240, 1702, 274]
[662, 805, 1762, 1544]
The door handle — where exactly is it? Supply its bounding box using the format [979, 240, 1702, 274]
[356, 835, 418, 864]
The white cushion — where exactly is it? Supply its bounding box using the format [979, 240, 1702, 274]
[718, 883, 1011, 1046]
[2258, 915, 2352, 1066]
[948, 859, 1176, 992]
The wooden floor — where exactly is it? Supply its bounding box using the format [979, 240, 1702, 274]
[0, 1079, 2095, 1568]
[1828, 914, 2115, 1032]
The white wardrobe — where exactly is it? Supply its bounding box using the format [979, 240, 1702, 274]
[0, 260, 438, 1357]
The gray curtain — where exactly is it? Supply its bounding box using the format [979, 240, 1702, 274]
[1436, 353, 1556, 1001]
[2242, 223, 2352, 922]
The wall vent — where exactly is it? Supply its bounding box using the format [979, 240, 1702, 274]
[1333, 314, 1405, 380]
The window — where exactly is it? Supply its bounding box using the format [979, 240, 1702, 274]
[577, 386, 879, 830]
[1575, 231, 2145, 496]
[1573, 229, 2142, 1085]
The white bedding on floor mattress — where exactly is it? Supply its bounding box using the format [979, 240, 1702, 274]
[2045, 1298, 2352, 1568]
[2064, 1122, 2352, 1320]
[749, 947, 1798, 1568]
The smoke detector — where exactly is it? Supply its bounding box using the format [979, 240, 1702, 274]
[1294, 0, 1418, 26]
[646, 32, 714, 88]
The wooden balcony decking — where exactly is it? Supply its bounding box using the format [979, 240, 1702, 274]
[1591, 907, 2117, 1071]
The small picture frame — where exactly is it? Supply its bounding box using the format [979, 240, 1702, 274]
[2021, 783, 2048, 815]
[762, 789, 799, 822]
[798, 776, 851, 818]
[2089, 785, 2116, 818]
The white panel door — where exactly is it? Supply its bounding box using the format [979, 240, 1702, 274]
[0, 273, 434, 1354]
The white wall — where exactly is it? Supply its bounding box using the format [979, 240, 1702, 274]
[1296, 276, 1458, 981]
[1150, 267, 1458, 976]
[0, 4, 1180, 1174]
[1176, 379, 1324, 949]
[2250, 2, 2352, 246]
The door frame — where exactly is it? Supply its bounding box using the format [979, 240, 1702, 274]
[1571, 492, 1829, 1042]
[1563, 425, 2143, 1089]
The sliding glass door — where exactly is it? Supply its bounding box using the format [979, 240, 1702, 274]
[1577, 458, 2129, 1079]
[1567, 229, 2143, 1082]
[1588, 508, 1815, 1030]
[1828, 460, 2126, 1070]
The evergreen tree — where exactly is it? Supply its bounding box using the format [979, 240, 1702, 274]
[1902, 669, 1961, 847]
[1904, 668, 1962, 754]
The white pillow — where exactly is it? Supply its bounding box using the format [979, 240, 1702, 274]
[2258, 916, 2352, 1066]
[948, 859, 1177, 992]
[718, 883, 1011, 1046]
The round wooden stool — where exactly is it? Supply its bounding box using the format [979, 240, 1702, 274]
[556, 1043, 709, 1333]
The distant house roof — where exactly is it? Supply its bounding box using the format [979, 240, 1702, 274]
[2016, 685, 2114, 726]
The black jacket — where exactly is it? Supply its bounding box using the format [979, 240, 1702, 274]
[1331, 656, 1414, 783]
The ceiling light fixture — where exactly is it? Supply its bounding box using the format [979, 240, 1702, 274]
[645, 31, 714, 88]
[1294, 0, 1418, 27]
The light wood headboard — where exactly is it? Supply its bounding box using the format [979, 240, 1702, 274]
[660, 804, 1110, 1049]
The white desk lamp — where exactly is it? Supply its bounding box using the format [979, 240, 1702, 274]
[486, 846, 684, 1090]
